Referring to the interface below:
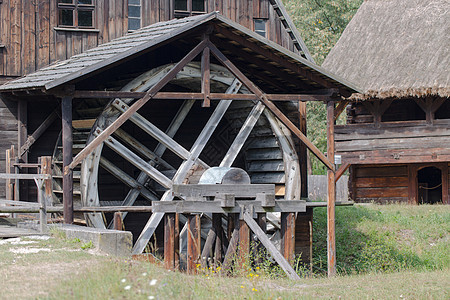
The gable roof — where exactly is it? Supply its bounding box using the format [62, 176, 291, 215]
[0, 12, 360, 95]
[322, 0, 450, 100]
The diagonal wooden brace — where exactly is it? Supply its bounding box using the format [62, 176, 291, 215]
[207, 41, 334, 171]
[67, 39, 209, 173]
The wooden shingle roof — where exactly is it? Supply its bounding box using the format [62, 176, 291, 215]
[0, 12, 360, 95]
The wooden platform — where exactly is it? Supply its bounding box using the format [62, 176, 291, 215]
[0, 218, 40, 238]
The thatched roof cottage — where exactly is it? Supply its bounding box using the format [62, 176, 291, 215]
[322, 0, 449, 204]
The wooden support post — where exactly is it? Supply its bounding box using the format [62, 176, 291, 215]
[5, 146, 15, 217]
[326, 100, 336, 277]
[408, 165, 418, 205]
[17, 100, 27, 201]
[281, 212, 295, 263]
[187, 214, 201, 273]
[201, 46, 210, 107]
[164, 213, 178, 270]
[442, 164, 449, 205]
[14, 157, 20, 202]
[5, 148, 13, 202]
[17, 99, 27, 161]
[62, 96, 73, 224]
[39, 156, 53, 207]
[238, 219, 250, 268]
[298, 101, 308, 198]
[113, 212, 123, 230]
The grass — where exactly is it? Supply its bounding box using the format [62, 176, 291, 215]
[312, 204, 450, 275]
[0, 204, 449, 299]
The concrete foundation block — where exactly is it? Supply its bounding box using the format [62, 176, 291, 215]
[54, 224, 133, 257]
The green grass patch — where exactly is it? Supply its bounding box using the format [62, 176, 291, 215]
[312, 204, 450, 275]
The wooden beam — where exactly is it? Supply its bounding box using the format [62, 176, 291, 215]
[298, 101, 308, 197]
[72, 90, 337, 101]
[243, 211, 301, 280]
[281, 212, 295, 263]
[19, 109, 59, 157]
[326, 100, 336, 277]
[113, 212, 123, 230]
[116, 99, 196, 225]
[111, 99, 196, 163]
[238, 219, 250, 268]
[39, 156, 53, 207]
[207, 41, 334, 171]
[172, 184, 275, 198]
[219, 101, 264, 167]
[5, 147, 14, 202]
[164, 213, 178, 270]
[62, 96, 73, 224]
[187, 214, 201, 274]
[201, 46, 211, 107]
[152, 199, 306, 214]
[68, 39, 208, 171]
[335, 162, 350, 183]
[334, 100, 349, 122]
[17, 99, 27, 162]
[132, 95, 238, 254]
[103, 135, 172, 189]
[99, 157, 158, 201]
[408, 165, 418, 205]
[114, 128, 174, 170]
[442, 163, 449, 205]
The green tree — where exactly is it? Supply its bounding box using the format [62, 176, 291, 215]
[283, 0, 362, 174]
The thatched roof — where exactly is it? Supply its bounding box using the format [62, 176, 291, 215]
[322, 0, 450, 100]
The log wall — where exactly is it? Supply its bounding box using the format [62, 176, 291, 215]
[340, 98, 450, 204]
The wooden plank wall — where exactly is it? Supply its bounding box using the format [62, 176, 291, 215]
[0, 0, 300, 77]
[0, 96, 18, 198]
[0, 0, 127, 77]
[141, 0, 300, 55]
[350, 164, 409, 203]
[448, 163, 450, 200]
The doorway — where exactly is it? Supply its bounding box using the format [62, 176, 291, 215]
[417, 167, 442, 204]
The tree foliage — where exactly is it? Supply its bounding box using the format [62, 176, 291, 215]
[283, 0, 363, 174]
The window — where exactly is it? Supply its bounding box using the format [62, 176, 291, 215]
[254, 19, 267, 37]
[128, 0, 141, 31]
[58, 0, 95, 28]
[174, 0, 206, 18]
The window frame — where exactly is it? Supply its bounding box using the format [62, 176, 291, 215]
[57, 0, 95, 29]
[128, 0, 141, 32]
[174, 0, 206, 18]
[254, 18, 267, 38]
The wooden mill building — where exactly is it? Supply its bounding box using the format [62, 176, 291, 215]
[322, 0, 449, 204]
[0, 1, 359, 276]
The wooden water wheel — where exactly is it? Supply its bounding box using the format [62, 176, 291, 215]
[76, 62, 301, 252]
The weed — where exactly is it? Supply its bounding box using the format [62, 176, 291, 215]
[81, 241, 94, 250]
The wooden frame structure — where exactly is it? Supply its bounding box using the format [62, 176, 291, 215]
[0, 13, 359, 277]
